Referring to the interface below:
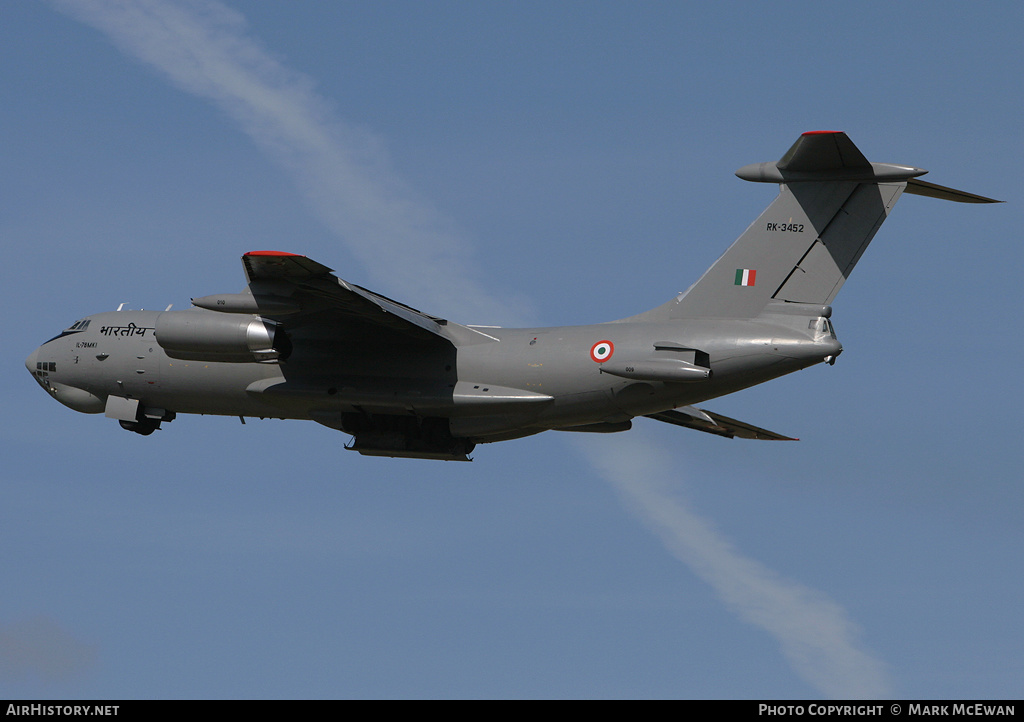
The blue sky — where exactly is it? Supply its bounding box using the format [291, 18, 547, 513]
[2, 0, 1022, 699]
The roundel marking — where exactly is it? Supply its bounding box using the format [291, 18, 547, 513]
[590, 340, 614, 363]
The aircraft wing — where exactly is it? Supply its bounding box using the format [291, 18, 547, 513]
[645, 406, 797, 440]
[238, 251, 450, 344]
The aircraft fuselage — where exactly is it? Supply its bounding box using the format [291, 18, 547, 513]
[26, 306, 841, 449]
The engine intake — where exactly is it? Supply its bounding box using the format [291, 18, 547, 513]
[155, 312, 289, 363]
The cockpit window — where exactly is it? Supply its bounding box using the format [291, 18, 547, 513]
[44, 319, 92, 344]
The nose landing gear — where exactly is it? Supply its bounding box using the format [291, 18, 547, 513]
[119, 417, 161, 436]
[106, 395, 175, 436]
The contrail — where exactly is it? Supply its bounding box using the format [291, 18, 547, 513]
[52, 0, 521, 326]
[578, 433, 892, 698]
[52, 0, 892, 697]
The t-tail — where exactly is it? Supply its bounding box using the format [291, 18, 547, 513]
[637, 131, 999, 322]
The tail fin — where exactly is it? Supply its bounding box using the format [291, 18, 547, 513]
[642, 131, 999, 321]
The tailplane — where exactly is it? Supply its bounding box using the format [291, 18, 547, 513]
[636, 131, 999, 322]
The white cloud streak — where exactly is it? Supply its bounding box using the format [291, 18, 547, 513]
[52, 0, 891, 697]
[53, 0, 520, 325]
[579, 433, 892, 698]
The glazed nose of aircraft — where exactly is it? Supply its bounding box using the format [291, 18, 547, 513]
[25, 341, 106, 413]
[25, 344, 53, 394]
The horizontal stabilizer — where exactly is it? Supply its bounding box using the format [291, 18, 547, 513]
[645, 406, 796, 440]
[736, 131, 926, 183]
[905, 178, 1001, 203]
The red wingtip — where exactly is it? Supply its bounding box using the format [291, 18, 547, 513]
[801, 130, 843, 136]
[244, 250, 304, 257]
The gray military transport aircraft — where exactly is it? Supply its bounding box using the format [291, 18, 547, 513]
[26, 132, 998, 460]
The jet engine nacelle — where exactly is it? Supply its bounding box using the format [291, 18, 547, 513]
[155, 312, 289, 363]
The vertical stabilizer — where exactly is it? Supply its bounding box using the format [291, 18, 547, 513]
[632, 132, 997, 323]
[670, 177, 905, 318]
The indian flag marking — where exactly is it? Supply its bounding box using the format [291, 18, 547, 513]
[590, 340, 614, 363]
[735, 268, 757, 286]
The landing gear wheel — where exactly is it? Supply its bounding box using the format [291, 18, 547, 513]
[119, 418, 160, 435]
